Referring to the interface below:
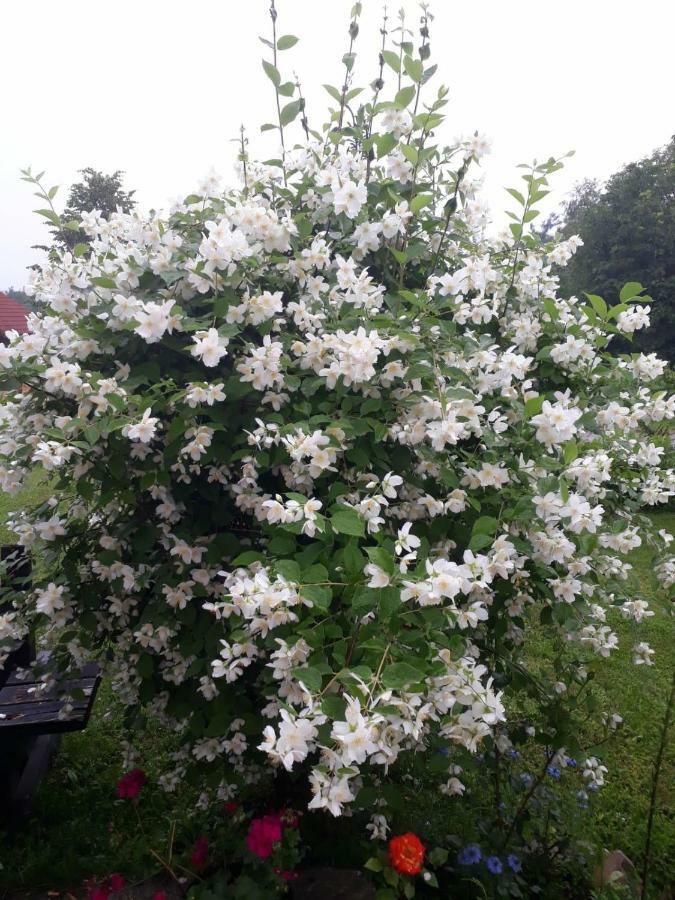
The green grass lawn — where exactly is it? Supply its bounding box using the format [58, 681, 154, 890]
[580, 510, 674, 893]
[0, 473, 52, 544]
[1, 483, 673, 897]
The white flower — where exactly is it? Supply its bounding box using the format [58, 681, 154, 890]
[395, 522, 421, 555]
[632, 641, 655, 666]
[191, 328, 229, 367]
[333, 180, 368, 219]
[126, 408, 159, 443]
[366, 813, 390, 840]
[331, 695, 380, 764]
[134, 299, 176, 343]
[365, 563, 390, 589]
[35, 582, 67, 616]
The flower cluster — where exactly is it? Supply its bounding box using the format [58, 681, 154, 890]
[1, 6, 672, 842]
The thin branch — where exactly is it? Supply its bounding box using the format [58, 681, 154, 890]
[640, 667, 675, 900]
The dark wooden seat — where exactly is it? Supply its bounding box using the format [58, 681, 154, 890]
[0, 657, 101, 735]
[1, 545, 101, 819]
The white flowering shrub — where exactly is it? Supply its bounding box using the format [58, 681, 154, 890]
[1, 3, 673, 832]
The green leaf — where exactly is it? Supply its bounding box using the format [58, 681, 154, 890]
[34, 208, 61, 226]
[292, 666, 322, 691]
[394, 85, 416, 108]
[73, 242, 89, 258]
[506, 187, 525, 206]
[378, 587, 400, 618]
[472, 516, 498, 536]
[559, 477, 570, 503]
[403, 56, 423, 83]
[563, 441, 578, 465]
[331, 507, 365, 537]
[232, 550, 265, 566]
[92, 276, 117, 290]
[428, 847, 449, 866]
[322, 695, 347, 719]
[268, 534, 296, 555]
[525, 395, 545, 418]
[344, 541, 365, 576]
[278, 81, 296, 97]
[411, 193, 433, 214]
[400, 144, 418, 165]
[619, 281, 644, 302]
[364, 857, 383, 873]
[279, 100, 302, 126]
[323, 84, 342, 103]
[302, 563, 328, 583]
[277, 34, 299, 50]
[276, 559, 302, 582]
[301, 584, 332, 611]
[468, 532, 494, 552]
[381, 662, 425, 690]
[365, 546, 395, 576]
[262, 60, 281, 87]
[382, 49, 401, 72]
[585, 293, 607, 318]
[543, 298, 559, 321]
[376, 132, 398, 158]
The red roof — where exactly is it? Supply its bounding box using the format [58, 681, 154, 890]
[0, 293, 29, 335]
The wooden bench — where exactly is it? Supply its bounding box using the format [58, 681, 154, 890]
[1, 545, 101, 820]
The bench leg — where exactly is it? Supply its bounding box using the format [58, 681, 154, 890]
[1, 733, 62, 825]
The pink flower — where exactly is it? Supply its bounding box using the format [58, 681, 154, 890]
[87, 873, 125, 900]
[190, 836, 209, 870]
[246, 814, 283, 859]
[153, 893, 167, 900]
[115, 768, 147, 800]
[89, 889, 109, 900]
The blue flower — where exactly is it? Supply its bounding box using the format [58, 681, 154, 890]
[566, 757, 577, 767]
[547, 765, 561, 779]
[457, 843, 482, 865]
[507, 749, 521, 759]
[486, 856, 503, 875]
[519, 772, 533, 786]
[438, 745, 449, 757]
[507, 853, 521, 873]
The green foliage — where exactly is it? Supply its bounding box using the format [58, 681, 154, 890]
[550, 137, 675, 361]
[53, 167, 136, 251]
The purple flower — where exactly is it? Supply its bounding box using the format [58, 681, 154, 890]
[547, 765, 561, 779]
[507, 853, 521, 873]
[457, 844, 482, 865]
[566, 757, 577, 767]
[486, 856, 503, 875]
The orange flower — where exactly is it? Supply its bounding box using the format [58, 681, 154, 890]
[388, 832, 425, 876]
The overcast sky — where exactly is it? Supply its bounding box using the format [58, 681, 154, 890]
[2, 0, 673, 289]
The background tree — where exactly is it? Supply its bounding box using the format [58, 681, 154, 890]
[548, 137, 675, 362]
[51, 167, 136, 250]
